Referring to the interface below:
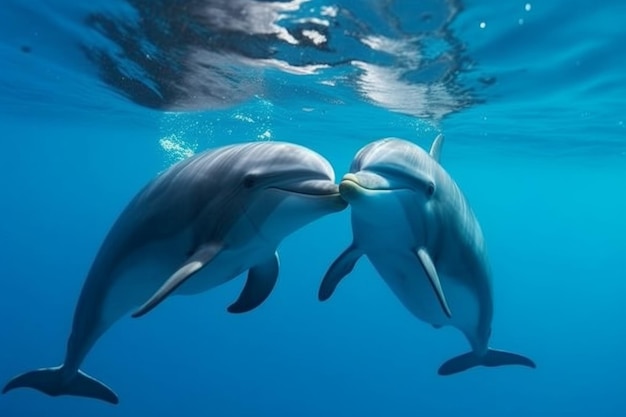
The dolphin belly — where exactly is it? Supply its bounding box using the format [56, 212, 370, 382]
[97, 230, 196, 327]
[101, 232, 270, 325]
[174, 245, 271, 295]
[367, 253, 479, 331]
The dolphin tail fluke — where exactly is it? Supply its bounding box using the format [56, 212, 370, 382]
[3, 366, 119, 404]
[438, 348, 536, 376]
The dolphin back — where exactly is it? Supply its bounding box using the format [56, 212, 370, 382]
[90, 143, 281, 274]
[102, 141, 335, 252]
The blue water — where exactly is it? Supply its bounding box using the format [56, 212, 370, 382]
[1, 0, 625, 416]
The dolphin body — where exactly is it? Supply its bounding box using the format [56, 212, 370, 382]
[4, 141, 347, 404]
[319, 135, 535, 375]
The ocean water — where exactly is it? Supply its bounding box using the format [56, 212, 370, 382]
[0, 0, 625, 416]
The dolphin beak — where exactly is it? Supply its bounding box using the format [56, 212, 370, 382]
[339, 171, 399, 202]
[271, 179, 347, 211]
[273, 180, 347, 211]
[339, 173, 365, 201]
[341, 173, 359, 184]
[275, 179, 341, 196]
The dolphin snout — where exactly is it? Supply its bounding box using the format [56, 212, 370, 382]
[341, 173, 359, 184]
[275, 179, 340, 196]
[339, 174, 363, 202]
[339, 171, 392, 197]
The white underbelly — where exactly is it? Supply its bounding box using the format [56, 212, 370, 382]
[101, 232, 270, 325]
[367, 252, 479, 331]
[176, 244, 270, 295]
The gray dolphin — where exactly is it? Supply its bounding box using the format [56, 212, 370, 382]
[319, 135, 535, 375]
[4, 141, 347, 404]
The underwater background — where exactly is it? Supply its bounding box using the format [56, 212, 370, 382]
[1, 0, 625, 416]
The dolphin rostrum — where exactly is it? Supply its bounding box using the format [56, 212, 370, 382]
[319, 135, 535, 375]
[4, 141, 347, 404]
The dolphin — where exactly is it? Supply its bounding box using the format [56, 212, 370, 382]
[319, 135, 535, 375]
[3, 141, 347, 404]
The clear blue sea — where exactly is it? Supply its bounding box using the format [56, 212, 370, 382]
[1, 0, 625, 416]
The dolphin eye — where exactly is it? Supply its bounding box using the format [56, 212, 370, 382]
[426, 182, 435, 197]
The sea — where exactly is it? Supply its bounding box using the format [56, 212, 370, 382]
[0, 0, 625, 416]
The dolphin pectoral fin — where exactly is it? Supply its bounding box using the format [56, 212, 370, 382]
[318, 243, 362, 301]
[416, 248, 452, 318]
[2, 366, 119, 404]
[438, 349, 536, 375]
[429, 134, 444, 162]
[132, 243, 223, 318]
[227, 252, 279, 314]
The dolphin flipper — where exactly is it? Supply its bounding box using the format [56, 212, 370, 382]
[132, 243, 223, 318]
[228, 252, 279, 313]
[416, 248, 452, 318]
[438, 349, 536, 375]
[429, 134, 444, 162]
[3, 366, 118, 404]
[319, 243, 362, 301]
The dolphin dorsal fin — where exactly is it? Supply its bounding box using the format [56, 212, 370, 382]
[429, 134, 444, 162]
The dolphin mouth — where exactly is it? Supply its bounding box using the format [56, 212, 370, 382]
[269, 180, 342, 197]
[269, 183, 347, 211]
[339, 173, 408, 192]
[340, 174, 370, 190]
[271, 188, 342, 197]
[339, 177, 366, 193]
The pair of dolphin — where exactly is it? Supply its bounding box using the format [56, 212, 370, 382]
[3, 137, 534, 405]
